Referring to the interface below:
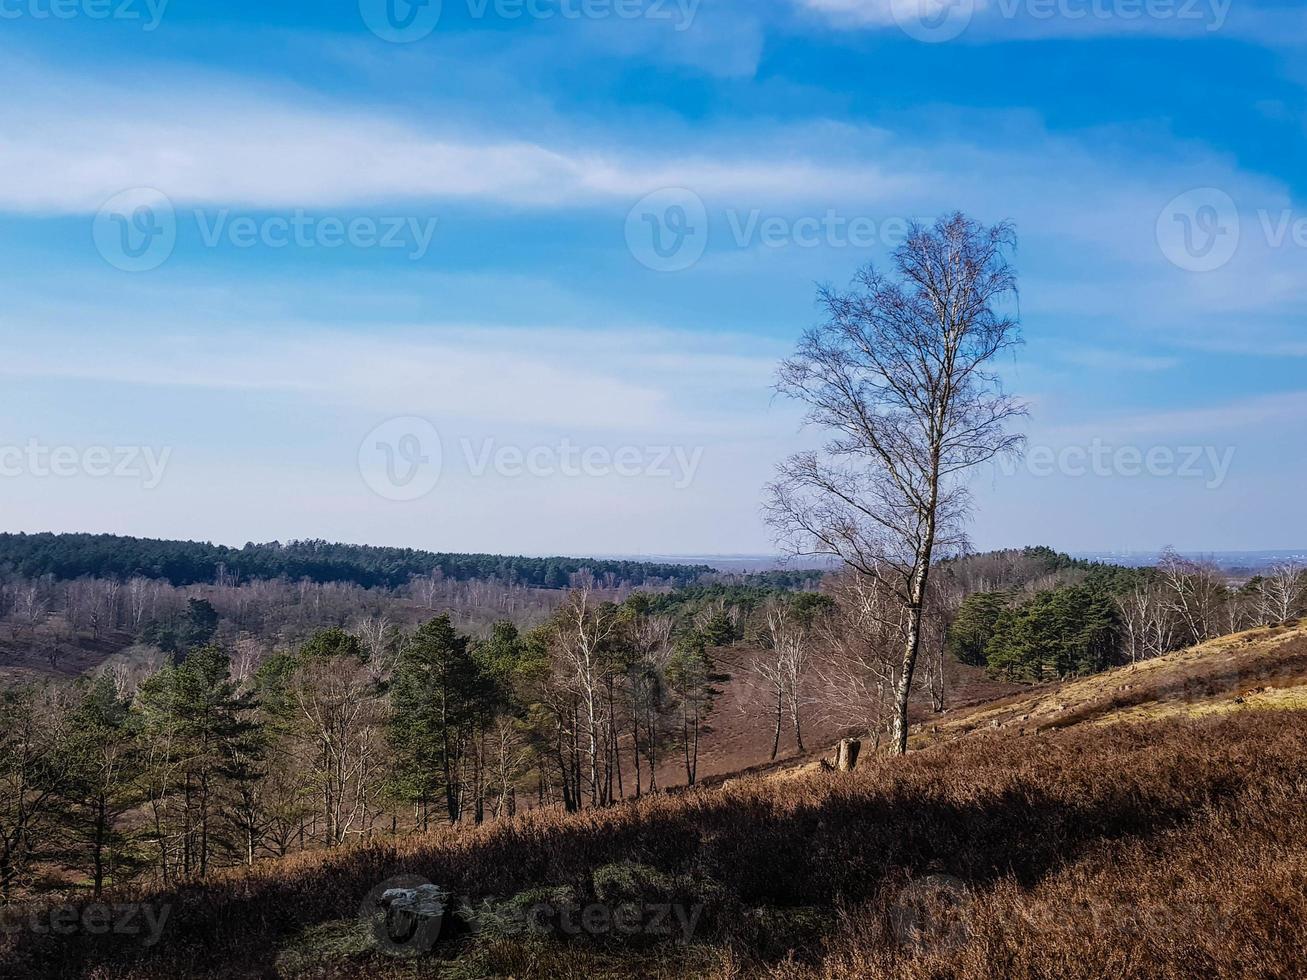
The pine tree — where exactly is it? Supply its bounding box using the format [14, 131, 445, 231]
[665, 635, 726, 787]
[388, 616, 494, 827]
[61, 675, 141, 896]
[136, 646, 261, 878]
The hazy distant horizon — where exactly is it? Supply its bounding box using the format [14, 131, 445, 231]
[6, 529, 1303, 575]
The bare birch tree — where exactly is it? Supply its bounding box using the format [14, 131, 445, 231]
[1258, 562, 1305, 624]
[767, 213, 1025, 754]
[1158, 550, 1227, 645]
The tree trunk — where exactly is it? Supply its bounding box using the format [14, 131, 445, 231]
[892, 554, 932, 756]
[771, 684, 782, 760]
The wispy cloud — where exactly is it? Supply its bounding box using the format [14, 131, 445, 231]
[0, 61, 918, 215]
[0, 310, 787, 438]
[1058, 348, 1179, 372]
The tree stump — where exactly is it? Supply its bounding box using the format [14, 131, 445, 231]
[836, 737, 862, 772]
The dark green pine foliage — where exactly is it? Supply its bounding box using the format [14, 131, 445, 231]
[141, 597, 220, 660]
[61, 676, 142, 896]
[664, 634, 727, 787]
[135, 646, 263, 878]
[0, 532, 712, 590]
[985, 585, 1121, 681]
[388, 615, 497, 827]
[947, 591, 1011, 666]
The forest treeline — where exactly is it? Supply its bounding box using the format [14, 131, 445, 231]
[0, 542, 1302, 906]
[0, 533, 714, 591]
[0, 581, 800, 900]
[945, 548, 1306, 680]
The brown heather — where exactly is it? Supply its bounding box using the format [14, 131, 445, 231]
[7, 637, 1307, 978]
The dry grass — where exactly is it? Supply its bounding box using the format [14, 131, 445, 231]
[4, 700, 1307, 979]
[916, 620, 1307, 743]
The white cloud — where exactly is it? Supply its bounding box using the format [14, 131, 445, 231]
[0, 62, 918, 215]
[1049, 390, 1307, 441]
[0, 314, 787, 438]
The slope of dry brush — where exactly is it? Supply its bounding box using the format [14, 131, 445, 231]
[5, 710, 1307, 978]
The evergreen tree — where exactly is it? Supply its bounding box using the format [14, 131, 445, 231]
[61, 676, 141, 896]
[665, 635, 726, 787]
[947, 591, 1009, 666]
[388, 616, 495, 827]
[136, 646, 261, 878]
[0, 686, 70, 901]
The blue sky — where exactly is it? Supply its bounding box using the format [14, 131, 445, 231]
[1, 0, 1304, 557]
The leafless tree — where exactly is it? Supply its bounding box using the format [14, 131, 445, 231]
[812, 571, 906, 752]
[624, 610, 673, 795]
[17, 582, 48, 635]
[1258, 562, 1305, 624]
[283, 653, 385, 846]
[1158, 550, 1227, 646]
[767, 213, 1025, 754]
[126, 576, 154, 630]
[1115, 580, 1179, 662]
[741, 601, 783, 761]
[551, 585, 622, 806]
[352, 613, 398, 681]
[753, 597, 818, 756]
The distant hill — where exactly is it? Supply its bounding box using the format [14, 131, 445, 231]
[0, 532, 716, 590]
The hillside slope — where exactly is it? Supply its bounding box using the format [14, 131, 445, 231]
[915, 619, 1307, 746]
[6, 623, 1307, 979]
